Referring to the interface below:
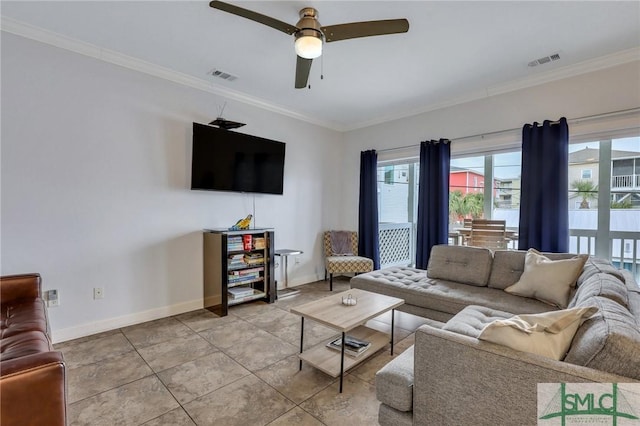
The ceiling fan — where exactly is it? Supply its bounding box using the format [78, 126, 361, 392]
[209, 1, 409, 89]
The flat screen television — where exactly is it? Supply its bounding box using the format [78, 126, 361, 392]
[191, 123, 286, 195]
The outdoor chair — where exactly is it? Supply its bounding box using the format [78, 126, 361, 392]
[469, 219, 508, 249]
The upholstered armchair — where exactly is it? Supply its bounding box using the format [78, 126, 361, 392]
[323, 231, 374, 291]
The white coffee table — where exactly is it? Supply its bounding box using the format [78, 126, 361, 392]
[290, 288, 404, 392]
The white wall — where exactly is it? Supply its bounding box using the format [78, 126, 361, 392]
[341, 61, 640, 230]
[1, 34, 344, 342]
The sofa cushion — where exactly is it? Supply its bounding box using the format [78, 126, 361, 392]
[0, 330, 52, 361]
[427, 245, 493, 287]
[565, 296, 640, 380]
[568, 272, 629, 309]
[488, 250, 577, 290]
[442, 305, 513, 338]
[627, 282, 640, 323]
[350, 267, 555, 317]
[477, 306, 598, 360]
[378, 404, 413, 426]
[504, 249, 588, 308]
[325, 256, 373, 274]
[376, 346, 414, 412]
[0, 299, 49, 339]
[576, 257, 626, 288]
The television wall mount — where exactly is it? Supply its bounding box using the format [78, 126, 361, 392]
[208, 102, 246, 130]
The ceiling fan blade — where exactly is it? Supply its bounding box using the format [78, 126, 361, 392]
[295, 56, 313, 89]
[210, 1, 298, 35]
[322, 19, 409, 43]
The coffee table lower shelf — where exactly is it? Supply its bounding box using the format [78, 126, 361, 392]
[298, 325, 389, 377]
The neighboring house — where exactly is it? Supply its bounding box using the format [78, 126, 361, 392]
[568, 147, 640, 209]
[379, 164, 410, 185]
[495, 177, 521, 209]
[450, 166, 485, 194]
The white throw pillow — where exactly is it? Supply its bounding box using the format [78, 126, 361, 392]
[478, 306, 598, 360]
[504, 249, 588, 308]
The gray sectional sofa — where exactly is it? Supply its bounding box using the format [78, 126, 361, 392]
[350, 245, 640, 426]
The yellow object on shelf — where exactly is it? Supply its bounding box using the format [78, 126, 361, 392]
[229, 214, 252, 231]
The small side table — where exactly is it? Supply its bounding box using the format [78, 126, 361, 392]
[275, 249, 303, 298]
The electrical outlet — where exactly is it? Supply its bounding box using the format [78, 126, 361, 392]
[46, 289, 59, 307]
[93, 287, 104, 300]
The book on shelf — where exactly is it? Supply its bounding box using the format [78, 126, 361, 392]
[228, 287, 255, 299]
[326, 335, 371, 357]
[228, 253, 247, 268]
[253, 237, 266, 249]
[228, 267, 264, 276]
[243, 253, 264, 265]
[228, 271, 259, 280]
[228, 275, 260, 285]
[227, 236, 244, 251]
[242, 235, 252, 250]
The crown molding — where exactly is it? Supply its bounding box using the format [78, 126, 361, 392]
[1, 16, 345, 131]
[486, 47, 640, 97]
[3, 16, 638, 134]
[343, 47, 640, 132]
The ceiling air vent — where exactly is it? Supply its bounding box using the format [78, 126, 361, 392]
[528, 53, 561, 67]
[208, 68, 238, 81]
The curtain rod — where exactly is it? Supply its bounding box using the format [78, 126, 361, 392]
[377, 107, 640, 154]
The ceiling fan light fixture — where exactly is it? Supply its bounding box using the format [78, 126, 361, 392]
[210, 1, 409, 88]
[295, 32, 322, 59]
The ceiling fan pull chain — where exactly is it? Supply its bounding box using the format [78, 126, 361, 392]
[321, 52, 324, 80]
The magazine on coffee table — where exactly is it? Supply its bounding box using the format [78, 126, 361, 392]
[326, 335, 371, 357]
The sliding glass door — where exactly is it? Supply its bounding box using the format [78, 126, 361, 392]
[377, 161, 418, 267]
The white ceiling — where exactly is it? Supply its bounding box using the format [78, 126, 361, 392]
[2, 1, 640, 130]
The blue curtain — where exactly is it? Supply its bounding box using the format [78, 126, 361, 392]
[416, 139, 451, 269]
[358, 150, 380, 269]
[518, 118, 569, 252]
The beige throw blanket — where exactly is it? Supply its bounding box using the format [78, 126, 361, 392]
[330, 231, 353, 255]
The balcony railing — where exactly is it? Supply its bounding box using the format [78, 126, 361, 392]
[378, 223, 640, 283]
[570, 229, 640, 282]
[611, 174, 640, 189]
[379, 222, 414, 268]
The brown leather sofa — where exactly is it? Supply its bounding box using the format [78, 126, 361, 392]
[0, 273, 67, 426]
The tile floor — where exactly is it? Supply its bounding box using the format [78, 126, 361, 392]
[55, 278, 431, 426]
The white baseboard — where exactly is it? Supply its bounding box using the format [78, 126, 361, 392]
[51, 299, 204, 344]
[54, 275, 326, 343]
[278, 273, 322, 289]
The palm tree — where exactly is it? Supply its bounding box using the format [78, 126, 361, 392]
[570, 180, 598, 209]
[449, 190, 466, 224]
[463, 192, 484, 218]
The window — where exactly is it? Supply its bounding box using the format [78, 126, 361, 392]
[569, 143, 599, 213]
[377, 161, 418, 268]
[611, 137, 640, 212]
[377, 131, 640, 277]
[492, 151, 521, 229]
[450, 156, 485, 226]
